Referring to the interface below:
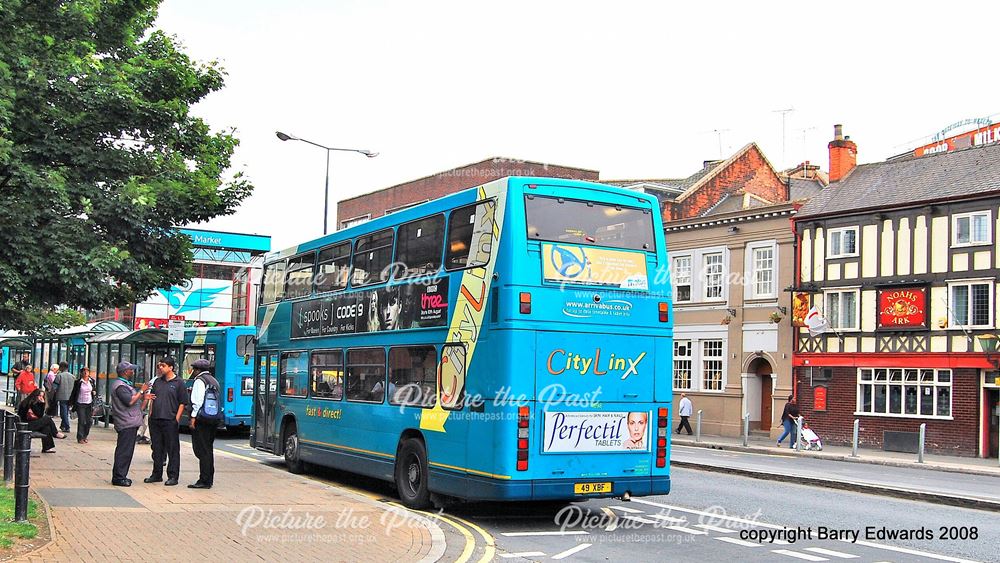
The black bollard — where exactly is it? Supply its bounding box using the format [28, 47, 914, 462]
[14, 423, 30, 522]
[3, 412, 14, 483]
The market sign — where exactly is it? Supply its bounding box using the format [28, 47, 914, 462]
[877, 287, 927, 330]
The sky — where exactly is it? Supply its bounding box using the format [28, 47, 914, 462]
[154, 0, 1000, 251]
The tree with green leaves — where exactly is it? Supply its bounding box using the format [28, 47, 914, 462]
[0, 0, 252, 332]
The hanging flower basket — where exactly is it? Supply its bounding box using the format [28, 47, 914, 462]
[769, 312, 784, 324]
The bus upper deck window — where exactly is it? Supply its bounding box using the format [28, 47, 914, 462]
[316, 242, 351, 293]
[446, 200, 495, 270]
[284, 253, 316, 299]
[262, 261, 287, 303]
[352, 229, 394, 287]
[524, 196, 655, 252]
[395, 215, 444, 278]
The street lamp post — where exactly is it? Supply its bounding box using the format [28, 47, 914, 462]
[275, 131, 377, 235]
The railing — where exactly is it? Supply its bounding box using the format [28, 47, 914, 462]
[1, 411, 33, 522]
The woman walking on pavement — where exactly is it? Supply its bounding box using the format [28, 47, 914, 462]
[776, 394, 800, 448]
[69, 367, 97, 443]
[17, 389, 64, 453]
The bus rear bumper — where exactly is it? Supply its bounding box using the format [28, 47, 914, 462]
[430, 471, 670, 502]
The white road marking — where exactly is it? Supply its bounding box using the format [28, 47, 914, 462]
[600, 507, 619, 532]
[666, 526, 708, 535]
[772, 549, 828, 561]
[629, 499, 982, 563]
[500, 553, 545, 559]
[715, 537, 763, 548]
[609, 505, 644, 514]
[848, 540, 982, 563]
[647, 513, 685, 524]
[551, 543, 593, 560]
[773, 540, 791, 545]
[501, 531, 590, 537]
[622, 516, 660, 525]
[695, 523, 736, 533]
[630, 499, 783, 530]
[805, 547, 858, 559]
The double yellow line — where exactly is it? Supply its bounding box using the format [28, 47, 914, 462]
[388, 502, 495, 563]
[217, 447, 496, 562]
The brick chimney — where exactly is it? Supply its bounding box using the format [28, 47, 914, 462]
[828, 124, 857, 183]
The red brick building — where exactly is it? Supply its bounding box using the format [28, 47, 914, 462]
[606, 143, 789, 222]
[335, 158, 598, 229]
[793, 125, 1000, 458]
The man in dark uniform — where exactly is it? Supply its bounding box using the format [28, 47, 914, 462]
[188, 358, 221, 489]
[110, 362, 149, 486]
[144, 356, 189, 486]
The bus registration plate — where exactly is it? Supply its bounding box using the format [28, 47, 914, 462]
[574, 482, 612, 494]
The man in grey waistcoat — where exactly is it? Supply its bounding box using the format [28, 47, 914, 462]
[110, 362, 150, 486]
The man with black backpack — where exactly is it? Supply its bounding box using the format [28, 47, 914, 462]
[188, 358, 222, 489]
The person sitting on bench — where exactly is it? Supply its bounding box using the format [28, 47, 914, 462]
[17, 389, 65, 453]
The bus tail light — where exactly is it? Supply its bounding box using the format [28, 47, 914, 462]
[228, 388, 234, 402]
[656, 408, 668, 468]
[517, 406, 530, 471]
[519, 292, 532, 315]
[658, 302, 669, 323]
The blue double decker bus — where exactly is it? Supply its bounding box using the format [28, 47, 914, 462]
[251, 177, 673, 508]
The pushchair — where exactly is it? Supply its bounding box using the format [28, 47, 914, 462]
[800, 423, 823, 451]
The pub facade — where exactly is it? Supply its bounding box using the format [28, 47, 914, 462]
[792, 126, 1000, 457]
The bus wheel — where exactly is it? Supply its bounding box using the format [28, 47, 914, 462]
[395, 439, 430, 509]
[283, 424, 306, 474]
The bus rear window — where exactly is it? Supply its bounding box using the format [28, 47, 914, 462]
[524, 196, 655, 252]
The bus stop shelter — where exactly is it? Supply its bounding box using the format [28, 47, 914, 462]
[87, 328, 181, 426]
[1, 334, 34, 405]
[33, 321, 129, 377]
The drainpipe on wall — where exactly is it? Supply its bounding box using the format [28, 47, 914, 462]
[790, 212, 801, 400]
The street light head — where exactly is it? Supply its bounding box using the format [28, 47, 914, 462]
[275, 131, 295, 142]
[361, 150, 378, 158]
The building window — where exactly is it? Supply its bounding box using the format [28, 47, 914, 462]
[827, 227, 858, 258]
[858, 368, 951, 418]
[701, 340, 724, 391]
[949, 280, 993, 328]
[825, 289, 859, 330]
[702, 253, 724, 300]
[748, 242, 776, 299]
[340, 214, 370, 230]
[952, 211, 991, 247]
[673, 340, 692, 390]
[672, 256, 692, 302]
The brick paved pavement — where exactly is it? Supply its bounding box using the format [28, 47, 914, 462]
[17, 425, 443, 562]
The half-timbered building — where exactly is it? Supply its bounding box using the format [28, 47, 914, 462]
[793, 126, 1000, 457]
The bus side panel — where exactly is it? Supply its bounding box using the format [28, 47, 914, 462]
[223, 328, 255, 428]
